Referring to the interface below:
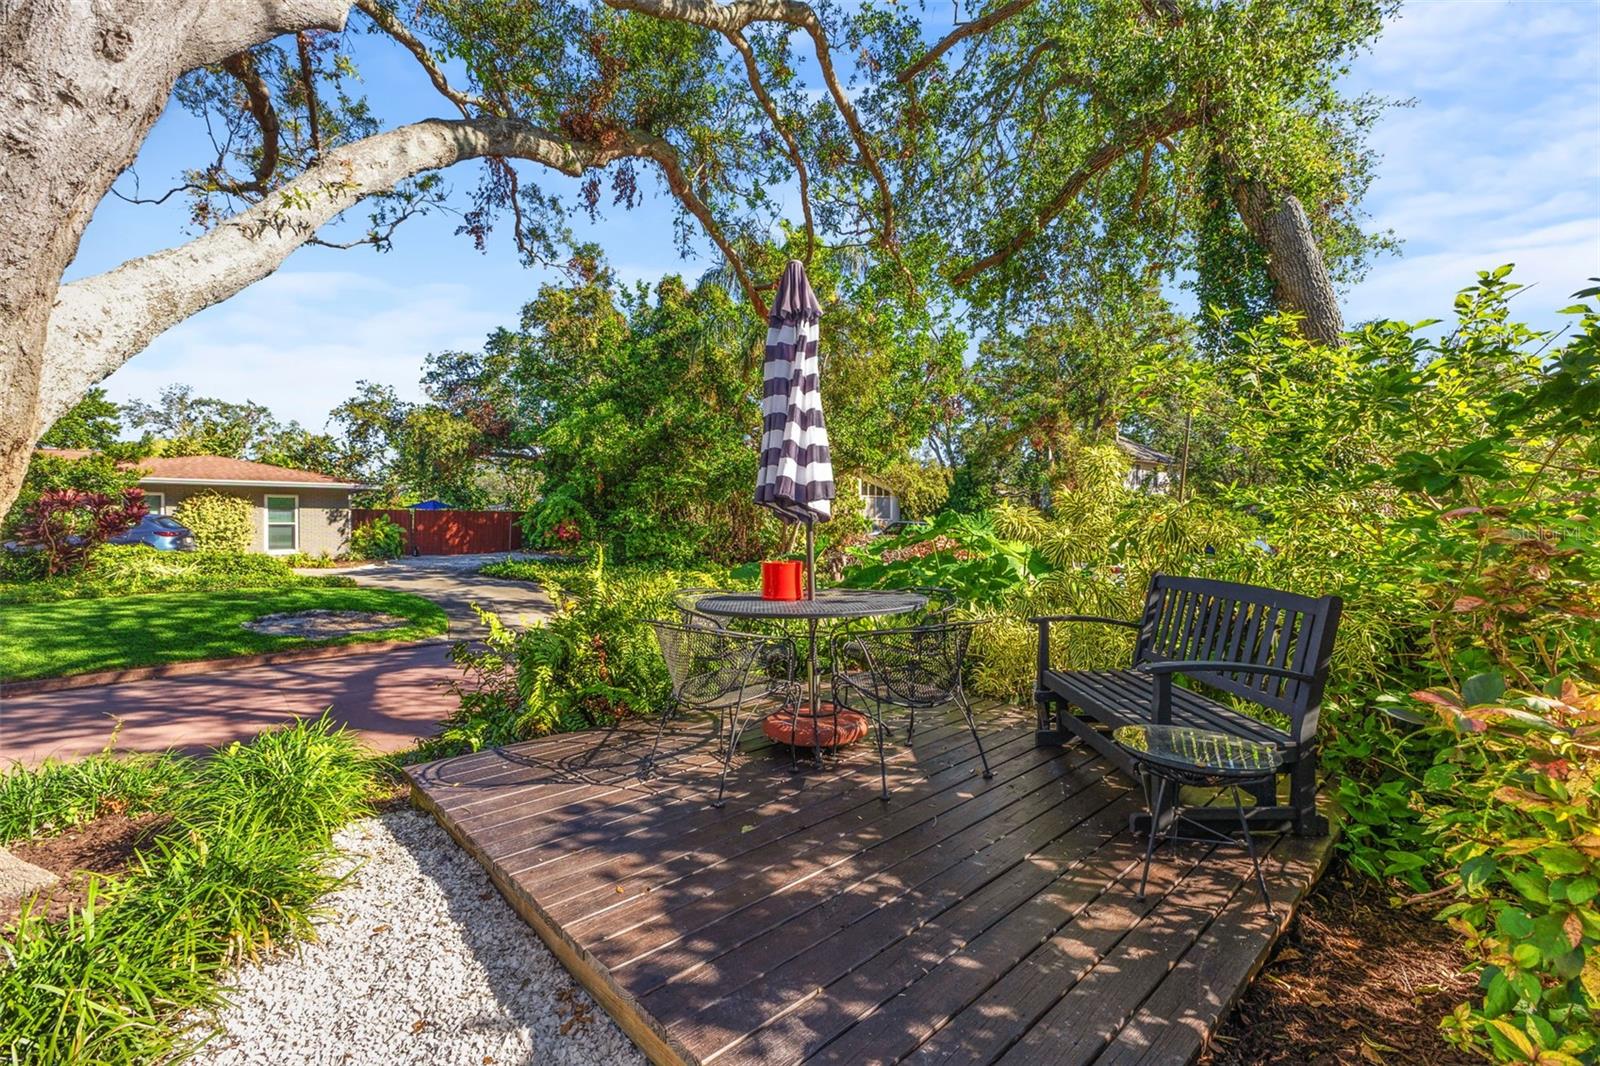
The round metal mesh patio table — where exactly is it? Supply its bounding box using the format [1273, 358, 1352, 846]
[694, 589, 927, 767]
[695, 589, 927, 621]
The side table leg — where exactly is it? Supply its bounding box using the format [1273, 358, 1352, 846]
[1137, 774, 1168, 901]
[1232, 785, 1275, 917]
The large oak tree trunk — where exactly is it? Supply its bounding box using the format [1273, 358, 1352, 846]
[0, 0, 351, 516]
[1231, 180, 1345, 345]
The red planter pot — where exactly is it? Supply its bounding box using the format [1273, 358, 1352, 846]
[761, 559, 805, 600]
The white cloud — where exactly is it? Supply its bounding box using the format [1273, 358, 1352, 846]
[1343, 0, 1600, 333]
[1347, 217, 1600, 326]
[98, 270, 509, 430]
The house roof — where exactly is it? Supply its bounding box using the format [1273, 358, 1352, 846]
[1115, 435, 1176, 466]
[35, 448, 363, 489]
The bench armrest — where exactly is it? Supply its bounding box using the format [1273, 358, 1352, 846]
[1144, 659, 1317, 684]
[1027, 614, 1139, 629]
[1031, 615, 1140, 685]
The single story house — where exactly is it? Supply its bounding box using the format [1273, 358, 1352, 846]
[37, 449, 365, 556]
[1116, 435, 1177, 493]
[856, 475, 902, 529]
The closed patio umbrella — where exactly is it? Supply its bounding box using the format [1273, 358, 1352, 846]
[755, 259, 835, 596]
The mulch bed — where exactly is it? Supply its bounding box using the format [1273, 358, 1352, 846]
[1203, 860, 1479, 1066]
[4, 811, 171, 925]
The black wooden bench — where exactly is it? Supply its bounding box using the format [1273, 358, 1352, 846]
[1032, 574, 1342, 836]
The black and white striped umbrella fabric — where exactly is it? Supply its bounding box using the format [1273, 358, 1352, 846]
[755, 259, 835, 525]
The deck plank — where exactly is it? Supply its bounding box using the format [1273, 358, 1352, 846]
[405, 703, 1337, 1066]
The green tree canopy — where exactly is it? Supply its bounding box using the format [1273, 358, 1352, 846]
[36, 388, 123, 452]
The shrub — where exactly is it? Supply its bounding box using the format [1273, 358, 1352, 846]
[526, 485, 593, 550]
[2, 450, 145, 537]
[173, 491, 254, 552]
[1410, 678, 1599, 1064]
[11, 488, 146, 576]
[419, 555, 744, 758]
[284, 550, 338, 568]
[350, 514, 406, 560]
[0, 545, 305, 604]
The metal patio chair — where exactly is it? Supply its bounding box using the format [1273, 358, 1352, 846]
[672, 587, 728, 628]
[645, 619, 798, 806]
[907, 586, 958, 622]
[830, 620, 993, 800]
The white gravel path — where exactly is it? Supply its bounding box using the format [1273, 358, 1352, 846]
[186, 808, 648, 1066]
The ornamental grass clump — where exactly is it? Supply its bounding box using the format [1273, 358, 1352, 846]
[0, 748, 192, 843]
[0, 716, 378, 1064]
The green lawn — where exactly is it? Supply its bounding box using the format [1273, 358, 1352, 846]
[1, 587, 449, 682]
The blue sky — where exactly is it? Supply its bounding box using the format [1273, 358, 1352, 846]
[74, 0, 1600, 430]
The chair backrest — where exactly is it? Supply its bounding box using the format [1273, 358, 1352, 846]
[908, 586, 958, 622]
[648, 620, 763, 707]
[672, 588, 727, 629]
[843, 621, 976, 707]
[1133, 574, 1343, 743]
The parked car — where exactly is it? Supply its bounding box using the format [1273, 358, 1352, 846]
[108, 515, 198, 552]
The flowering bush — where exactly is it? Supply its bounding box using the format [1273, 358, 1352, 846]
[12, 488, 146, 575]
[1414, 678, 1599, 1064]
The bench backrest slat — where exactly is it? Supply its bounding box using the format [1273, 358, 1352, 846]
[1133, 575, 1342, 744]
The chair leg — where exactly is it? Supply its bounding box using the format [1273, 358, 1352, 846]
[1289, 747, 1325, 837]
[955, 691, 993, 779]
[906, 707, 916, 743]
[715, 700, 753, 808]
[643, 700, 676, 778]
[1137, 774, 1168, 901]
[788, 696, 802, 772]
[875, 702, 889, 801]
[1232, 785, 1275, 917]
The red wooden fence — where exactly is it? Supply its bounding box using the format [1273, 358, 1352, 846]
[353, 509, 524, 556]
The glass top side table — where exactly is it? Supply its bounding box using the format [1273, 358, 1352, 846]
[1113, 723, 1284, 915]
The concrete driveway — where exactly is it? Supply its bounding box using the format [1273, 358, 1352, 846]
[1, 555, 555, 766]
[321, 552, 555, 636]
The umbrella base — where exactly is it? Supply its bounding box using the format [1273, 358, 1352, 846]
[762, 705, 869, 748]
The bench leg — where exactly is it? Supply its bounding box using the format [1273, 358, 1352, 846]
[1035, 694, 1067, 747]
[1290, 747, 1327, 837]
[1244, 775, 1276, 810]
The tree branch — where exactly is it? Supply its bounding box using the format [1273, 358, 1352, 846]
[181, 0, 351, 68]
[36, 117, 678, 434]
[951, 104, 1195, 285]
[605, 0, 898, 251]
[728, 29, 815, 263]
[296, 32, 323, 155]
[354, 0, 487, 117]
[220, 50, 281, 193]
[1130, 143, 1152, 216]
[635, 135, 768, 318]
[897, 0, 1038, 84]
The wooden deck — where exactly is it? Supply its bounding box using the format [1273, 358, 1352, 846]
[403, 704, 1338, 1066]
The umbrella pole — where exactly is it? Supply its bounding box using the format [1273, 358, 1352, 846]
[804, 519, 822, 766]
[805, 521, 816, 600]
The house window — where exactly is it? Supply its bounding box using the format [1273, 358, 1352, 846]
[143, 492, 164, 515]
[265, 494, 298, 552]
[859, 480, 892, 499]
